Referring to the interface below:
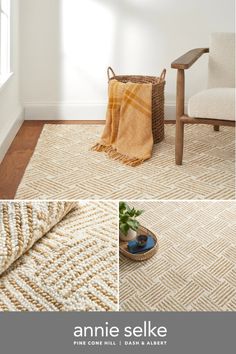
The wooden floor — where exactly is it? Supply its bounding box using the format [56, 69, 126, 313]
[0, 120, 174, 200]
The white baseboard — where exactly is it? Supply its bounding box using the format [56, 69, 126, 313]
[24, 103, 107, 121]
[0, 109, 24, 163]
[24, 102, 180, 121]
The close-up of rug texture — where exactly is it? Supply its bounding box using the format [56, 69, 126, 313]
[120, 201, 236, 312]
[15, 124, 235, 200]
[0, 201, 118, 311]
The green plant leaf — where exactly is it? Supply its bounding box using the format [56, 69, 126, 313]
[119, 204, 144, 235]
[135, 209, 144, 217]
[119, 202, 126, 214]
[129, 208, 135, 217]
[120, 214, 129, 223]
[127, 219, 139, 231]
[120, 223, 129, 236]
[126, 204, 131, 212]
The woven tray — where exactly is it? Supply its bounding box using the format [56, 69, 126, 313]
[119, 225, 159, 261]
[107, 67, 166, 144]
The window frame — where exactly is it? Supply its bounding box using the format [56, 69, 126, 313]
[0, 0, 12, 88]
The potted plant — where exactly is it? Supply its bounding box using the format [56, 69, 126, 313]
[119, 202, 144, 241]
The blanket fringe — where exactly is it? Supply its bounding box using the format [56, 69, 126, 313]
[91, 143, 144, 167]
[91, 143, 113, 153]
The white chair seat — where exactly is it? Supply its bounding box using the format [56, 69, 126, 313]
[188, 88, 235, 121]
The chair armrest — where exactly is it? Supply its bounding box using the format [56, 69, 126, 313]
[171, 48, 209, 69]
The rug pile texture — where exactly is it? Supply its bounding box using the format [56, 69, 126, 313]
[120, 201, 236, 312]
[0, 201, 118, 311]
[0, 201, 75, 275]
[15, 124, 235, 200]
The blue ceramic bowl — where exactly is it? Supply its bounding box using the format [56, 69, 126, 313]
[136, 235, 148, 247]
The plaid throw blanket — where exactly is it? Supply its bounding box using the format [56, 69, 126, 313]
[92, 79, 153, 166]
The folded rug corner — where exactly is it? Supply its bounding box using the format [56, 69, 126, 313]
[0, 201, 76, 276]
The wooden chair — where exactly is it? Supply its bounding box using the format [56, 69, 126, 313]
[171, 33, 235, 165]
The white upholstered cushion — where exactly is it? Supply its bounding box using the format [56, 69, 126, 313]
[188, 88, 235, 121]
[208, 33, 235, 88]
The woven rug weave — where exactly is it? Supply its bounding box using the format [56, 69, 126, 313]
[0, 201, 118, 311]
[15, 124, 235, 200]
[120, 201, 236, 312]
[0, 201, 75, 275]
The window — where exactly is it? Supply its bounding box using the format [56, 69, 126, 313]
[0, 0, 11, 84]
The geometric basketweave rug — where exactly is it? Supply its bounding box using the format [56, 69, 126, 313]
[120, 201, 236, 311]
[15, 124, 235, 200]
[0, 201, 118, 312]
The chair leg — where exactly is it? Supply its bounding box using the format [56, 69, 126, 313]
[214, 125, 219, 131]
[175, 119, 184, 165]
[175, 69, 185, 165]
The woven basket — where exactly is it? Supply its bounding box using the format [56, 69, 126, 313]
[107, 67, 166, 144]
[119, 225, 159, 261]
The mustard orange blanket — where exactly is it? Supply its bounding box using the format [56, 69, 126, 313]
[92, 79, 153, 166]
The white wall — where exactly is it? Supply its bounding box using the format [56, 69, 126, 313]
[0, 0, 23, 162]
[20, 0, 235, 120]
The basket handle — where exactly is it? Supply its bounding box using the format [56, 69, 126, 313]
[107, 67, 116, 80]
[159, 69, 166, 82]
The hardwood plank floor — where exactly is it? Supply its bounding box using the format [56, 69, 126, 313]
[0, 120, 174, 200]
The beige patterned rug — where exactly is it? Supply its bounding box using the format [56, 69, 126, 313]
[0, 201, 118, 311]
[120, 201, 236, 312]
[16, 124, 235, 200]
